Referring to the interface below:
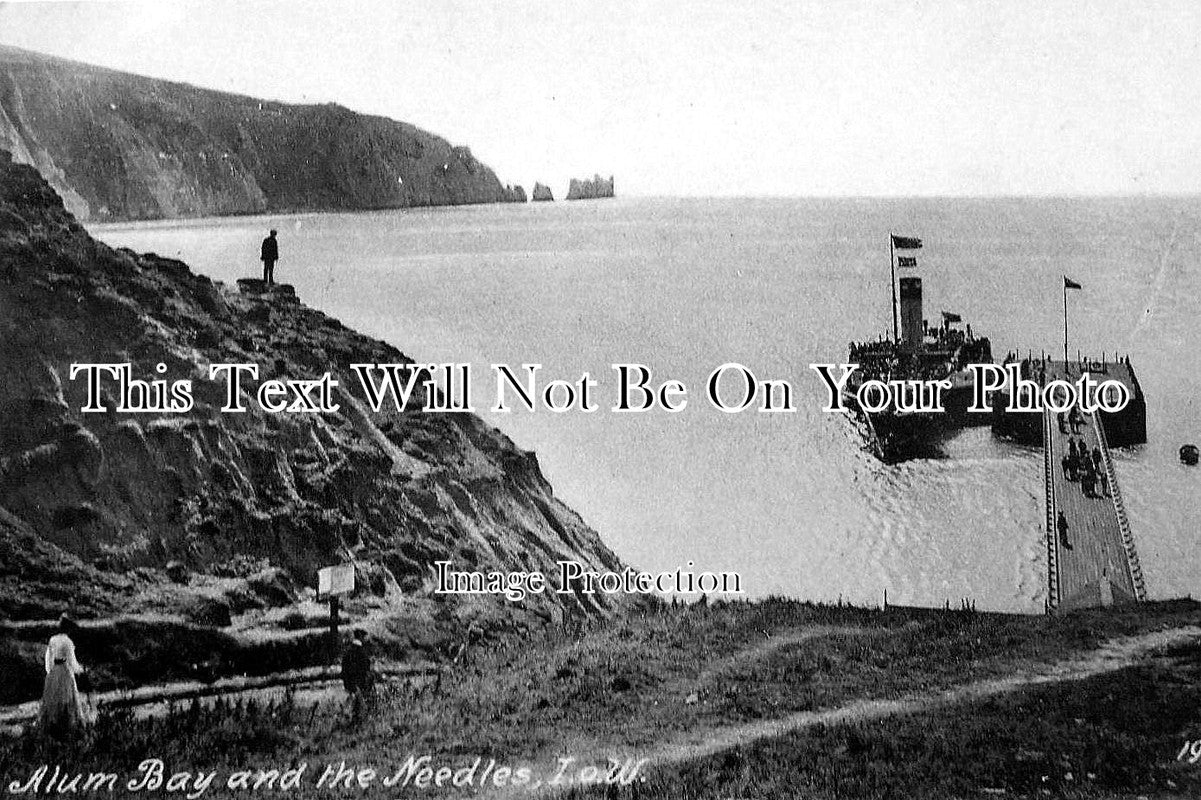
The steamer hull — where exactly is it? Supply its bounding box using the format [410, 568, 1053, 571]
[846, 354, 993, 463]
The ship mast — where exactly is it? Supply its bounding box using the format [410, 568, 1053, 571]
[889, 233, 899, 343]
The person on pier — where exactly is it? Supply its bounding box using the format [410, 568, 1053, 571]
[1056, 510, 1071, 549]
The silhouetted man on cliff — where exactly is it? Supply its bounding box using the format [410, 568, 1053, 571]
[261, 229, 279, 285]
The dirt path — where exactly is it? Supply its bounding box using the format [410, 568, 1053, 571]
[9, 620, 1200, 797]
[643, 624, 1201, 769]
[468, 624, 1201, 800]
[0, 625, 863, 734]
[693, 625, 871, 686]
[0, 662, 438, 733]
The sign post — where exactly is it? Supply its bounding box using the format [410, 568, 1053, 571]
[317, 563, 355, 659]
[328, 595, 340, 654]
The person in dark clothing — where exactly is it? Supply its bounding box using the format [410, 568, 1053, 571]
[341, 629, 373, 697]
[1068, 439, 1083, 476]
[1091, 447, 1102, 471]
[1080, 440, 1093, 473]
[261, 229, 279, 285]
[1057, 510, 1071, 549]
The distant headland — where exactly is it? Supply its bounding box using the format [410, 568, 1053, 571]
[0, 45, 527, 222]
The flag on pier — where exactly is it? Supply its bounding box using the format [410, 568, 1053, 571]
[1063, 276, 1081, 367]
[897, 256, 918, 267]
[941, 311, 962, 323]
[891, 235, 922, 249]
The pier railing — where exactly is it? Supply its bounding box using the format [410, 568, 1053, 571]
[1042, 409, 1061, 612]
[1092, 413, 1147, 602]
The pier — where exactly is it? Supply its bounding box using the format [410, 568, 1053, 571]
[1041, 360, 1147, 612]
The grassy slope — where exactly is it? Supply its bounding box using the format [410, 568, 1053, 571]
[4, 597, 1201, 799]
[638, 656, 1201, 799]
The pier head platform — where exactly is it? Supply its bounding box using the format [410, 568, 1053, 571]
[991, 355, 1147, 447]
[995, 358, 1147, 613]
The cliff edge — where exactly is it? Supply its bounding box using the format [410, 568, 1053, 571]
[0, 45, 522, 221]
[0, 150, 623, 623]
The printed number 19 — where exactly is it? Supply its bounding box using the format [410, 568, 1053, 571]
[1177, 740, 1201, 763]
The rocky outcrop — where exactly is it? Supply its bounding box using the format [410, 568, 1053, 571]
[501, 184, 527, 203]
[0, 45, 521, 221]
[566, 174, 615, 200]
[531, 183, 554, 202]
[0, 150, 623, 620]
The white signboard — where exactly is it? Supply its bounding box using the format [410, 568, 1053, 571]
[317, 563, 355, 598]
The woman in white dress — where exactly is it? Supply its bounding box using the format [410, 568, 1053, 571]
[40, 615, 92, 736]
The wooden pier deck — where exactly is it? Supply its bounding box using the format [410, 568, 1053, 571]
[1042, 361, 1146, 612]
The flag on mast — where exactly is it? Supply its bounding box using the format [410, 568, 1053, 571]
[1062, 276, 1081, 368]
[891, 235, 922, 249]
[897, 256, 918, 267]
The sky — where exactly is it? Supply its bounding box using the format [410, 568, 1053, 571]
[1, 0, 1200, 197]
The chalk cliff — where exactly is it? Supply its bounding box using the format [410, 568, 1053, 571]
[0, 46, 523, 221]
[0, 151, 622, 622]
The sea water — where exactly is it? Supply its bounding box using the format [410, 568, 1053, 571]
[91, 196, 1201, 612]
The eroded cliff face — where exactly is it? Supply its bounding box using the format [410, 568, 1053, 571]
[0, 46, 520, 221]
[0, 151, 622, 621]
